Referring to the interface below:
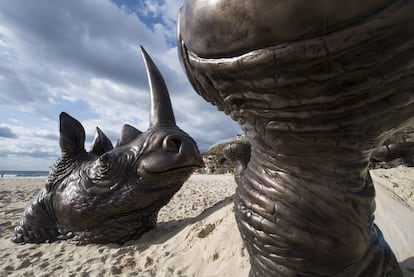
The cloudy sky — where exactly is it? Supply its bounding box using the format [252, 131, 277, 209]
[0, 0, 241, 171]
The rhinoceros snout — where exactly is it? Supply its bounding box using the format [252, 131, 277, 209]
[162, 134, 203, 166]
[141, 131, 203, 173]
[162, 134, 183, 153]
[171, 135, 204, 169]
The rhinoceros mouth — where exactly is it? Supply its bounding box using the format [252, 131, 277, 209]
[156, 164, 202, 174]
[137, 165, 199, 190]
[142, 155, 203, 173]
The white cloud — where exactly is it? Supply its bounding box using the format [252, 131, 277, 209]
[0, 0, 241, 170]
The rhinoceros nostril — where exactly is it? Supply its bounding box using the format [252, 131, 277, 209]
[163, 136, 182, 153]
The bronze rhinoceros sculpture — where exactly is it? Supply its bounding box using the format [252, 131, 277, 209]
[12, 47, 203, 244]
[178, 0, 413, 276]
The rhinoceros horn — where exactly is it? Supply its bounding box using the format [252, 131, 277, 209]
[140, 46, 176, 128]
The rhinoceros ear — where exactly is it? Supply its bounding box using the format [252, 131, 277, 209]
[59, 112, 86, 156]
[116, 124, 142, 147]
[90, 127, 113, 155]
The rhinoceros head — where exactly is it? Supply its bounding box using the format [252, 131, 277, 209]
[60, 47, 202, 195]
[12, 47, 203, 244]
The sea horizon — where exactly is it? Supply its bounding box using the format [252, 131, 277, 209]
[0, 170, 49, 178]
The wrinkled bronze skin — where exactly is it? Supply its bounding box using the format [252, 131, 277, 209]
[12, 48, 202, 245]
[178, 0, 413, 276]
[371, 142, 414, 166]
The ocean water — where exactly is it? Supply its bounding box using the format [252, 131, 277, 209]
[0, 171, 49, 178]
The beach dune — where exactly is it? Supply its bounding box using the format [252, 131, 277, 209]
[0, 170, 413, 276]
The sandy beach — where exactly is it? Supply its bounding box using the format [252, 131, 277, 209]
[0, 170, 413, 276]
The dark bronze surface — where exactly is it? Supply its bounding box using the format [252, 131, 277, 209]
[178, 0, 413, 275]
[371, 142, 414, 164]
[179, 0, 393, 58]
[12, 47, 202, 244]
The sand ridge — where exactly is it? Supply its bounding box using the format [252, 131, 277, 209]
[0, 174, 248, 276]
[0, 170, 413, 276]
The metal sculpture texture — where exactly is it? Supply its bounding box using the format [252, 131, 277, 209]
[12, 47, 202, 244]
[371, 142, 414, 166]
[178, 0, 413, 276]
